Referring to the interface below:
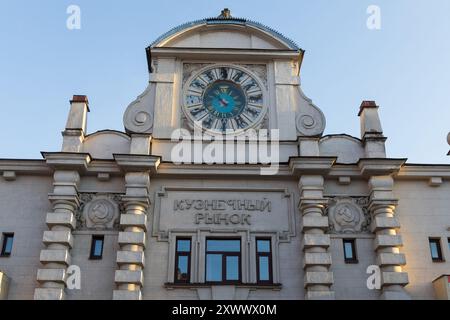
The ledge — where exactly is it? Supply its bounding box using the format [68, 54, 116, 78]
[289, 156, 337, 175]
[113, 154, 161, 174]
[164, 283, 282, 290]
[432, 274, 450, 283]
[41, 152, 92, 171]
[358, 158, 407, 176]
[150, 47, 301, 61]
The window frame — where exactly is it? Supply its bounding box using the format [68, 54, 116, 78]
[0, 233, 14, 257]
[174, 238, 192, 283]
[343, 238, 358, 264]
[205, 238, 242, 284]
[429, 237, 444, 262]
[89, 235, 105, 260]
[256, 238, 273, 284]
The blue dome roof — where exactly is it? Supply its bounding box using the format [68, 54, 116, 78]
[149, 14, 301, 50]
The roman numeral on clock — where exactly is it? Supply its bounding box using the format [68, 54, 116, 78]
[220, 86, 229, 94]
[195, 111, 209, 122]
[189, 88, 203, 95]
[240, 113, 255, 124]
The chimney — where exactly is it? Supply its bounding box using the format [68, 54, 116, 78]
[358, 100, 386, 158]
[62, 95, 90, 152]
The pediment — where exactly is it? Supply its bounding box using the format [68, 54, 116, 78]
[150, 18, 300, 51]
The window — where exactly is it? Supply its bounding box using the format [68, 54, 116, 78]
[343, 239, 358, 263]
[256, 238, 273, 283]
[1, 233, 14, 257]
[175, 238, 191, 283]
[89, 235, 104, 260]
[429, 238, 444, 262]
[206, 239, 241, 283]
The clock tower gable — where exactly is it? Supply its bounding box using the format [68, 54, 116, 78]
[124, 9, 326, 147]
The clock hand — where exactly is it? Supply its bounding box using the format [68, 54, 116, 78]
[219, 97, 229, 107]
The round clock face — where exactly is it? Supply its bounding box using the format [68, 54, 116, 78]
[183, 66, 266, 134]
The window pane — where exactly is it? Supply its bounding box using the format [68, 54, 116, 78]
[177, 240, 191, 252]
[344, 242, 354, 259]
[4, 236, 13, 254]
[206, 254, 222, 281]
[226, 256, 239, 281]
[430, 241, 439, 259]
[257, 240, 271, 253]
[207, 240, 240, 252]
[93, 239, 103, 257]
[258, 256, 270, 281]
[177, 255, 189, 281]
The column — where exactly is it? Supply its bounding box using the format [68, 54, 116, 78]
[113, 172, 150, 300]
[369, 176, 410, 300]
[34, 171, 79, 300]
[299, 175, 334, 300]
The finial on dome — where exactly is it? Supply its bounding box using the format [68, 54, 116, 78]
[218, 8, 232, 19]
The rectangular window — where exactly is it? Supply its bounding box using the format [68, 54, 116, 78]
[89, 235, 104, 260]
[175, 238, 191, 283]
[1, 233, 14, 257]
[256, 238, 273, 283]
[429, 238, 444, 262]
[206, 239, 241, 284]
[343, 239, 358, 263]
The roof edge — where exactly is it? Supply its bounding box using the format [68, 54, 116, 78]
[149, 16, 301, 50]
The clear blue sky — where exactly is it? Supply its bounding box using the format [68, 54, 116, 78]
[1, 0, 449, 163]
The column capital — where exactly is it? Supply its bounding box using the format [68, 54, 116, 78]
[299, 198, 329, 210]
[368, 199, 398, 210]
[47, 194, 80, 208]
[121, 195, 150, 208]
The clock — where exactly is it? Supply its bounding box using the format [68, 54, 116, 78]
[183, 65, 266, 134]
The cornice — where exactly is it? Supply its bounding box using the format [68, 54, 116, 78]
[156, 163, 293, 179]
[113, 154, 161, 175]
[41, 152, 92, 171]
[357, 158, 407, 176]
[0, 159, 51, 175]
[1, 158, 449, 180]
[396, 164, 450, 179]
[150, 47, 301, 61]
[289, 157, 337, 175]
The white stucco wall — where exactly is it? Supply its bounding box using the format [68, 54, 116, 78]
[394, 179, 450, 299]
[0, 176, 52, 300]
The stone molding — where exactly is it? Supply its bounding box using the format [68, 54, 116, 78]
[113, 172, 151, 300]
[298, 175, 335, 300]
[152, 186, 295, 242]
[34, 170, 81, 300]
[296, 87, 326, 137]
[368, 175, 410, 300]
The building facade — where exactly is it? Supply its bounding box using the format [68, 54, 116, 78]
[1, 10, 450, 300]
